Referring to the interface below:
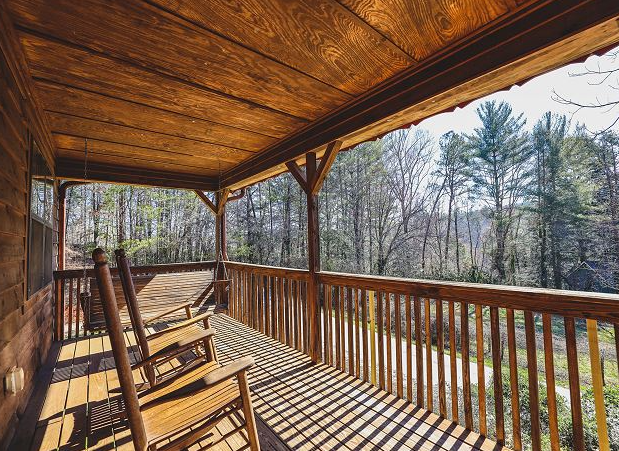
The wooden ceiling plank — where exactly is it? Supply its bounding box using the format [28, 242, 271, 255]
[8, 0, 350, 119]
[36, 82, 283, 149]
[49, 119, 255, 164]
[54, 136, 237, 169]
[222, 0, 619, 189]
[18, 31, 307, 136]
[147, 0, 414, 95]
[47, 112, 269, 156]
[56, 158, 218, 191]
[57, 148, 222, 175]
[337, 0, 516, 62]
[35, 75, 298, 139]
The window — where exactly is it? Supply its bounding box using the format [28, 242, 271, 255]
[27, 142, 54, 296]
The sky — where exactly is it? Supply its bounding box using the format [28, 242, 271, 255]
[415, 45, 619, 138]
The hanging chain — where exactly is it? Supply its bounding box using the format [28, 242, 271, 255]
[82, 138, 88, 288]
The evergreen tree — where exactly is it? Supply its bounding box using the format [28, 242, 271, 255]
[467, 101, 532, 282]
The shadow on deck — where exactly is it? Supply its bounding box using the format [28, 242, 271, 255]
[11, 311, 504, 451]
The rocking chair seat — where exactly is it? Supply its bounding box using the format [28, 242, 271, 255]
[140, 360, 241, 447]
[146, 325, 212, 359]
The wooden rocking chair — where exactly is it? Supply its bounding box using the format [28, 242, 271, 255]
[94, 248, 260, 451]
[115, 249, 218, 386]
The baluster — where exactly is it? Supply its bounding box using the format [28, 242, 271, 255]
[258, 274, 264, 333]
[303, 281, 309, 353]
[587, 319, 610, 451]
[354, 288, 361, 378]
[361, 289, 369, 383]
[271, 276, 277, 340]
[323, 284, 330, 364]
[326, 285, 333, 364]
[339, 286, 346, 371]
[542, 314, 560, 451]
[506, 309, 521, 450]
[448, 301, 458, 422]
[386, 292, 392, 393]
[278, 276, 285, 344]
[490, 306, 504, 444]
[425, 298, 433, 411]
[369, 290, 377, 386]
[377, 291, 385, 390]
[296, 279, 301, 352]
[54, 279, 62, 341]
[76, 278, 81, 338]
[229, 270, 234, 319]
[461, 302, 473, 429]
[437, 299, 446, 417]
[253, 272, 258, 329]
[244, 271, 250, 326]
[475, 304, 486, 434]
[335, 286, 341, 369]
[395, 294, 403, 398]
[264, 275, 270, 337]
[564, 317, 584, 451]
[406, 294, 413, 402]
[289, 278, 295, 347]
[524, 311, 541, 451]
[414, 296, 423, 407]
[67, 278, 74, 339]
[347, 287, 354, 376]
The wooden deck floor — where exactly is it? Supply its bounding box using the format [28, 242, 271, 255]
[12, 312, 504, 451]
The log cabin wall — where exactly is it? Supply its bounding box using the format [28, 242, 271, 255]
[0, 5, 56, 449]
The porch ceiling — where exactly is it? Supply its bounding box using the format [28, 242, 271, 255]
[6, 0, 619, 190]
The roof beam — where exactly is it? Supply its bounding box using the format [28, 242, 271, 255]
[56, 158, 218, 191]
[285, 141, 342, 195]
[221, 0, 619, 189]
[312, 140, 342, 195]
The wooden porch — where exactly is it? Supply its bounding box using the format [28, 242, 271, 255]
[11, 312, 501, 451]
[2, 1, 619, 450]
[21, 260, 619, 451]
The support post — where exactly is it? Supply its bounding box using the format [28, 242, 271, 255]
[196, 188, 245, 305]
[306, 153, 320, 362]
[285, 141, 342, 362]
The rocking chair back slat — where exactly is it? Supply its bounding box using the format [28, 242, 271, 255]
[93, 248, 148, 450]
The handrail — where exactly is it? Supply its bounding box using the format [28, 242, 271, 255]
[54, 260, 217, 280]
[225, 261, 309, 280]
[318, 270, 619, 323]
[223, 261, 619, 322]
[53, 260, 217, 341]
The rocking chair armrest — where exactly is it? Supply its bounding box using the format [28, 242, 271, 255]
[138, 357, 254, 409]
[147, 312, 213, 340]
[143, 301, 194, 325]
[131, 328, 216, 371]
[202, 356, 255, 387]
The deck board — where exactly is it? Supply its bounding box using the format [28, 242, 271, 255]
[15, 312, 505, 451]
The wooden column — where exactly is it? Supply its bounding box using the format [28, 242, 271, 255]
[306, 153, 320, 362]
[286, 141, 342, 362]
[196, 188, 245, 305]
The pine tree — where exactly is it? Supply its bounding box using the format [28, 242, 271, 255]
[467, 101, 532, 282]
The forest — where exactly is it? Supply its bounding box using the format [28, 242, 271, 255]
[63, 100, 619, 294]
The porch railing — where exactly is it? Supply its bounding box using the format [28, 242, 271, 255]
[53, 260, 216, 340]
[228, 261, 619, 451]
[226, 261, 311, 354]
